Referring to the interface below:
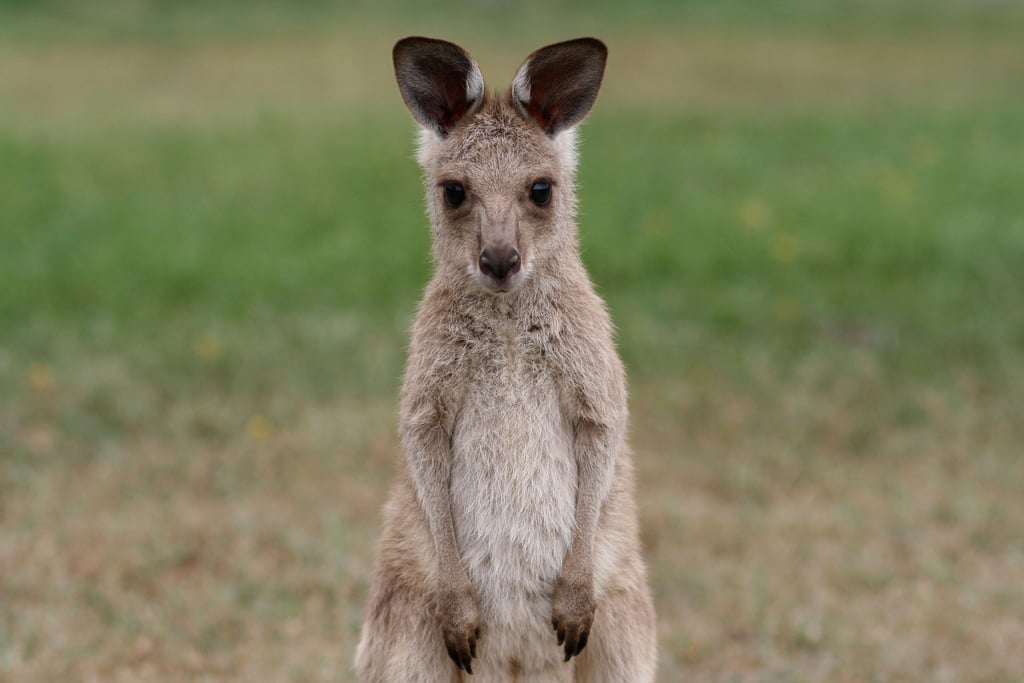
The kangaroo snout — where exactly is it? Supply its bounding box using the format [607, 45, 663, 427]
[479, 245, 521, 282]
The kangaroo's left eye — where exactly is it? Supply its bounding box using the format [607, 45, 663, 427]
[530, 181, 552, 206]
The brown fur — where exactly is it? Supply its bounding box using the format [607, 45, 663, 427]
[355, 38, 656, 682]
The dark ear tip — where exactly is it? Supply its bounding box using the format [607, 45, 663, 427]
[393, 36, 472, 58]
[395, 35, 434, 47]
[549, 37, 608, 61]
[393, 36, 429, 62]
[578, 37, 608, 56]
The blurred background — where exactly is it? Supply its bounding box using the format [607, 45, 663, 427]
[2, 1, 1023, 680]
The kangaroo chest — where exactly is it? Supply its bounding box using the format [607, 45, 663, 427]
[448, 322, 577, 613]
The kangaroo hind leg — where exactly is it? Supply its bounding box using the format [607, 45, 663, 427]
[572, 583, 656, 683]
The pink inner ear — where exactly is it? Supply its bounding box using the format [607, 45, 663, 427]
[521, 57, 581, 134]
[525, 100, 559, 134]
[439, 80, 468, 128]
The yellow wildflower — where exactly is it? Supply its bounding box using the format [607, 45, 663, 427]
[26, 364, 54, 391]
[771, 233, 799, 263]
[246, 414, 273, 441]
[738, 197, 770, 232]
[193, 332, 222, 361]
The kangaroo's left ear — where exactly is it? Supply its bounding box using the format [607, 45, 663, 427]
[393, 36, 485, 137]
[512, 38, 607, 137]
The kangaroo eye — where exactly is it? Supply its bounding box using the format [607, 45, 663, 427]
[530, 181, 552, 206]
[443, 182, 465, 208]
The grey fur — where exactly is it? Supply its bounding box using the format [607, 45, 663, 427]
[355, 37, 656, 682]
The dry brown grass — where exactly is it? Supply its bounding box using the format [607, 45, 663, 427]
[4, 350, 1023, 681]
[635, 363, 1024, 681]
[2, 27, 1023, 131]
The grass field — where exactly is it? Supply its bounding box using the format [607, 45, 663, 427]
[2, 2, 1024, 681]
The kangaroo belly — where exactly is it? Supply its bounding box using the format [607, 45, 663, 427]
[450, 374, 577, 633]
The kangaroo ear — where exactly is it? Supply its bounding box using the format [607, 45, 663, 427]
[393, 37, 485, 137]
[512, 38, 607, 137]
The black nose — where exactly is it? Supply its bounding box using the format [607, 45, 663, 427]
[479, 246, 521, 281]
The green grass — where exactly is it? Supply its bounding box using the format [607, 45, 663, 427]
[2, 1, 1024, 681]
[4, 107, 1023, 391]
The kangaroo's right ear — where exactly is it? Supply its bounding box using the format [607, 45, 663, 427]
[393, 37, 485, 137]
[512, 38, 607, 137]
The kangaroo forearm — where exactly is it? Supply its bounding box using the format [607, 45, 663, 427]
[564, 418, 621, 573]
[415, 478, 465, 578]
[403, 423, 466, 577]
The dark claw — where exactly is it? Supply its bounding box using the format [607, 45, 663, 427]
[576, 629, 589, 656]
[563, 626, 578, 662]
[446, 640, 474, 674]
[556, 625, 566, 646]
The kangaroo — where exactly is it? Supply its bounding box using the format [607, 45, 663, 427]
[354, 37, 656, 682]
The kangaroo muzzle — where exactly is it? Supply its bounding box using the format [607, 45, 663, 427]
[479, 245, 521, 282]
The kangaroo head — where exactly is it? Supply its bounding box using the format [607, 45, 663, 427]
[393, 37, 607, 294]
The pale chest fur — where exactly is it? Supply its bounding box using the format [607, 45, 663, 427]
[448, 319, 577, 630]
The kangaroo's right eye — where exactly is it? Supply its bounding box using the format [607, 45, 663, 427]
[444, 182, 466, 208]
